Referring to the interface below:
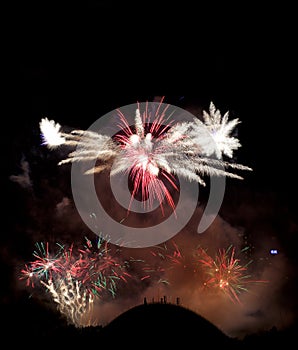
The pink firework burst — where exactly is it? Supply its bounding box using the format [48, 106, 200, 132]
[113, 98, 180, 215]
[29, 242, 63, 280]
[19, 264, 36, 288]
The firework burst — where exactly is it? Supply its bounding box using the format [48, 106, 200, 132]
[196, 245, 267, 303]
[20, 237, 131, 326]
[39, 99, 252, 214]
[19, 242, 64, 288]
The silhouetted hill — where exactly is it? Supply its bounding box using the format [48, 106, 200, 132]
[102, 302, 238, 348]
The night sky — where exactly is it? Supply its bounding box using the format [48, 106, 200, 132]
[3, 1, 297, 343]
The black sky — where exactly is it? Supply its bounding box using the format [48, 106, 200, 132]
[5, 1, 296, 180]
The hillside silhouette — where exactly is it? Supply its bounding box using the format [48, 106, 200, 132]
[101, 302, 237, 348]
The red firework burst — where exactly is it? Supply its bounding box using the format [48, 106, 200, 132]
[113, 98, 180, 215]
[196, 245, 267, 303]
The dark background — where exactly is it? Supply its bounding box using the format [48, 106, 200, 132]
[2, 1, 297, 345]
[4, 1, 296, 188]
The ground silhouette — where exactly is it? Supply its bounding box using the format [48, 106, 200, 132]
[101, 302, 238, 347]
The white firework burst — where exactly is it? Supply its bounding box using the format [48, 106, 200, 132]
[39, 101, 252, 211]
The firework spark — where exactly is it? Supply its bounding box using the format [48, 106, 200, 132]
[39, 100, 252, 214]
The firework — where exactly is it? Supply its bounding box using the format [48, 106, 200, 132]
[162, 241, 201, 286]
[19, 264, 36, 288]
[73, 237, 131, 297]
[196, 245, 265, 303]
[39, 99, 252, 213]
[139, 241, 196, 285]
[139, 246, 167, 284]
[20, 237, 131, 326]
[41, 272, 95, 327]
[165, 241, 188, 268]
[147, 241, 268, 303]
[30, 242, 64, 280]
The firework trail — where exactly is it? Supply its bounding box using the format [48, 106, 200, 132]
[138, 245, 168, 284]
[137, 241, 197, 287]
[20, 237, 131, 327]
[161, 240, 200, 285]
[196, 245, 267, 303]
[39, 100, 252, 213]
[41, 272, 95, 327]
